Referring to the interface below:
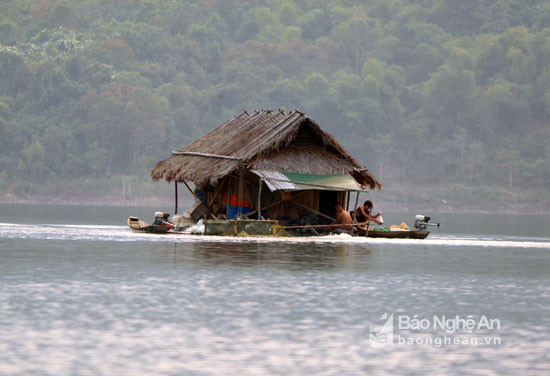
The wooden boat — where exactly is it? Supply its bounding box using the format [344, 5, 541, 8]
[202, 220, 431, 239]
[128, 216, 433, 239]
[365, 229, 430, 239]
[127, 216, 173, 234]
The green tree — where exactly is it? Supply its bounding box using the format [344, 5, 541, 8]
[279, 1, 299, 26]
[0, 18, 20, 45]
[423, 65, 476, 134]
[21, 139, 46, 178]
[482, 81, 531, 133]
[305, 72, 329, 97]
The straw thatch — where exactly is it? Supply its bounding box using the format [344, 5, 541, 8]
[151, 109, 381, 189]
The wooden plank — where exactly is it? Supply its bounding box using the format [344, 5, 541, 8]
[257, 179, 263, 220]
[208, 176, 227, 208]
[243, 199, 285, 218]
[281, 221, 370, 229]
[171, 151, 242, 161]
[182, 180, 197, 200]
[291, 200, 336, 222]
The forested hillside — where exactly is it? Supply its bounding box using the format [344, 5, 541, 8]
[0, 0, 549, 208]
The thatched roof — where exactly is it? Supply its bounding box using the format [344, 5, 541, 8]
[151, 109, 381, 189]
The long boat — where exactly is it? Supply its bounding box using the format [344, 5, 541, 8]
[127, 216, 435, 239]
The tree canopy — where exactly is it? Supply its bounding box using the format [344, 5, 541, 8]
[0, 0, 548, 198]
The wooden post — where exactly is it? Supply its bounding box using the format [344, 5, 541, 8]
[182, 180, 198, 201]
[346, 191, 350, 211]
[174, 181, 178, 215]
[226, 177, 231, 218]
[238, 160, 244, 217]
[353, 191, 360, 222]
[208, 176, 227, 208]
[257, 179, 263, 220]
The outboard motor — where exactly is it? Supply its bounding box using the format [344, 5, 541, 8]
[153, 212, 173, 229]
[414, 215, 440, 231]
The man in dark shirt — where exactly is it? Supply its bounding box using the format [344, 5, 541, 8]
[355, 200, 383, 226]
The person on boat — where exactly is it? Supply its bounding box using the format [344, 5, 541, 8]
[355, 200, 383, 226]
[331, 203, 353, 232]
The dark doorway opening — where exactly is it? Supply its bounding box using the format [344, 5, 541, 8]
[318, 190, 338, 222]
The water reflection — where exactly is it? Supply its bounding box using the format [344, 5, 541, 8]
[150, 241, 372, 271]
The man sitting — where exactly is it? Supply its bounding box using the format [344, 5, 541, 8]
[355, 200, 383, 227]
[331, 203, 353, 233]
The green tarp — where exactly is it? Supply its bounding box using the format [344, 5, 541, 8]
[283, 172, 361, 191]
[252, 170, 362, 191]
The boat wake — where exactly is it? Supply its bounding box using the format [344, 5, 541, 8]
[0, 222, 548, 249]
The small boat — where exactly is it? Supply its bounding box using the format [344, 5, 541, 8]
[127, 213, 174, 234]
[362, 215, 437, 239]
[365, 230, 430, 239]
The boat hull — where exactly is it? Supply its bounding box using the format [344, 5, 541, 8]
[128, 217, 430, 239]
[127, 217, 172, 234]
[366, 230, 429, 239]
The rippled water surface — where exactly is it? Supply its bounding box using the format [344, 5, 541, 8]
[0, 204, 549, 375]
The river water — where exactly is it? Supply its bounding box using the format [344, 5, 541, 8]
[0, 204, 549, 375]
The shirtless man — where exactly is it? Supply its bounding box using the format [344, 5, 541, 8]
[355, 200, 383, 226]
[332, 203, 353, 232]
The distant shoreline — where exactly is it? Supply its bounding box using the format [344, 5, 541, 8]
[1, 195, 546, 215]
[2, 177, 547, 215]
[374, 201, 548, 215]
[0, 194, 175, 209]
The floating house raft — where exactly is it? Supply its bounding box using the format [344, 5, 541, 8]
[150, 109, 383, 236]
